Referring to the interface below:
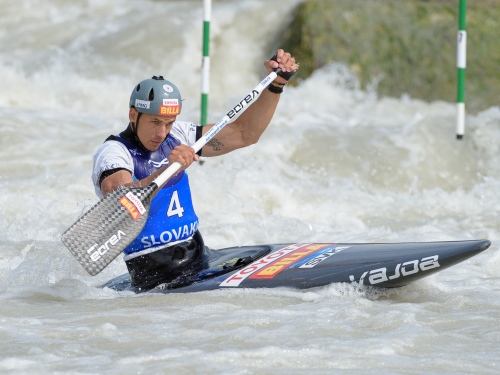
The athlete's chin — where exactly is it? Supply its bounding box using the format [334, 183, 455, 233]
[147, 141, 162, 151]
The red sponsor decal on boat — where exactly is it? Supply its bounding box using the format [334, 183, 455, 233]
[220, 244, 308, 287]
[220, 244, 333, 287]
[250, 244, 330, 279]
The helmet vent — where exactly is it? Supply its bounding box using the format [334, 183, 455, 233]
[148, 88, 155, 100]
[136, 84, 140, 92]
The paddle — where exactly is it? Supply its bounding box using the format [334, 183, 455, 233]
[62, 70, 280, 276]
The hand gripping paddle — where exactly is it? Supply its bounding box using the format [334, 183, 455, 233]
[62, 70, 280, 275]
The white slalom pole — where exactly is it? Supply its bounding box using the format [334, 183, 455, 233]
[456, 0, 467, 140]
[201, 0, 211, 126]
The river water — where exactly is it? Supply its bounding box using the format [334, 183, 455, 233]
[0, 0, 499, 374]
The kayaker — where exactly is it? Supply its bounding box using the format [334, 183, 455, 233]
[91, 49, 298, 290]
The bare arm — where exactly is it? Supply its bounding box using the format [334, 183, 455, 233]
[100, 144, 199, 196]
[201, 49, 298, 157]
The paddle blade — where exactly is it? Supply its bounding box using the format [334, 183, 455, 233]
[62, 185, 156, 276]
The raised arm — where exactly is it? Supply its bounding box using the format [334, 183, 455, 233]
[200, 49, 298, 157]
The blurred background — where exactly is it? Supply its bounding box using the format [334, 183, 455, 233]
[0, 1, 498, 373]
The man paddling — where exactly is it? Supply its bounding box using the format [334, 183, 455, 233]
[91, 49, 298, 290]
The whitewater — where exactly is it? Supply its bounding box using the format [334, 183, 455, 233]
[0, 0, 498, 374]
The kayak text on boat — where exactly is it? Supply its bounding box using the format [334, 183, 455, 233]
[349, 255, 441, 285]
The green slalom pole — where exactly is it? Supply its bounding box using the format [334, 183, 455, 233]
[201, 0, 211, 126]
[456, 0, 467, 140]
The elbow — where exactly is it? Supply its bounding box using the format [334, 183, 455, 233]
[241, 134, 260, 148]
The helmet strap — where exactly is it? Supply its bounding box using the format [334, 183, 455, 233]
[127, 112, 149, 152]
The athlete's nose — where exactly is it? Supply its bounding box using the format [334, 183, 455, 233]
[157, 124, 169, 138]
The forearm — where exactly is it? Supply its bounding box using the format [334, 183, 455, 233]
[201, 88, 280, 156]
[232, 87, 281, 145]
[101, 145, 197, 196]
[202, 48, 298, 156]
[100, 167, 167, 197]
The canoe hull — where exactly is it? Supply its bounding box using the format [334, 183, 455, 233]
[101, 240, 491, 293]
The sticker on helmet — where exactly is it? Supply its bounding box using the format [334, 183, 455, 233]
[159, 105, 180, 116]
[135, 99, 150, 109]
[163, 84, 174, 93]
[163, 99, 179, 106]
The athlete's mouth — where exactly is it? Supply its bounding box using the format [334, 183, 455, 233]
[150, 140, 162, 147]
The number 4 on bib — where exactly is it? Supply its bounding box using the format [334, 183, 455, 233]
[167, 190, 184, 217]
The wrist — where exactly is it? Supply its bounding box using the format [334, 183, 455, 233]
[267, 81, 285, 94]
[271, 80, 286, 87]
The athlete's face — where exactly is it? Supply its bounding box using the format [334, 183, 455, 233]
[129, 108, 176, 151]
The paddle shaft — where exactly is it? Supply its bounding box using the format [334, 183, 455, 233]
[153, 70, 279, 188]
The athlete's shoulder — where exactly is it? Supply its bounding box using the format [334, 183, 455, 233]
[95, 138, 131, 157]
[92, 140, 134, 178]
[173, 120, 197, 131]
[91, 139, 134, 198]
[170, 121, 199, 146]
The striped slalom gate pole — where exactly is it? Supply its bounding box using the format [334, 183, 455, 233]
[201, 0, 211, 126]
[456, 0, 467, 140]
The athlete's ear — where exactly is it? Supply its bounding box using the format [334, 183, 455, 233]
[129, 107, 138, 123]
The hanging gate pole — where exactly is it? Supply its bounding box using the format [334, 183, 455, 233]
[456, 0, 467, 140]
[201, 0, 211, 126]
